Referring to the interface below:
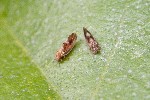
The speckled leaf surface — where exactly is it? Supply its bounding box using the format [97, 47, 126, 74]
[0, 21, 60, 99]
[0, 0, 150, 99]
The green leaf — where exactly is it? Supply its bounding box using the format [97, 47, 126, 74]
[0, 2, 60, 100]
[1, 0, 150, 99]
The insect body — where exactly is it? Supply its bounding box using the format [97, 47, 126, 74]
[55, 33, 77, 61]
[83, 27, 100, 54]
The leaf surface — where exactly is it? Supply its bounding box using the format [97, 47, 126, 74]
[1, 0, 150, 99]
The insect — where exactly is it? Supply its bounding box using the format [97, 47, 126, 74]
[83, 27, 100, 54]
[55, 33, 77, 61]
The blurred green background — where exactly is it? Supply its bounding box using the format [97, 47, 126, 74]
[0, 0, 150, 100]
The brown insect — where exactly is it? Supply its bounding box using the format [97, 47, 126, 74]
[83, 27, 100, 54]
[55, 33, 77, 61]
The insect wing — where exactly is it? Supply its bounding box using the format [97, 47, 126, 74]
[83, 27, 100, 54]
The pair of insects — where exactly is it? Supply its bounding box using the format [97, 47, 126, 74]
[55, 27, 100, 61]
